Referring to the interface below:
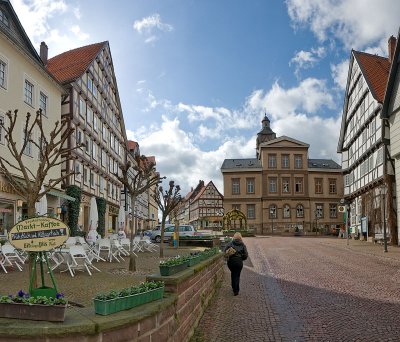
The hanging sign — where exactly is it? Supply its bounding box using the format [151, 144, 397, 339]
[8, 217, 70, 252]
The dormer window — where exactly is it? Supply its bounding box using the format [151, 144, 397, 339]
[0, 9, 9, 28]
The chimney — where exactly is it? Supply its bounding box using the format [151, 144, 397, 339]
[388, 36, 396, 62]
[40, 41, 48, 65]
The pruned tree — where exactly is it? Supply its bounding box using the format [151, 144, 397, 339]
[0, 109, 81, 285]
[152, 180, 181, 257]
[115, 154, 163, 271]
[170, 198, 184, 249]
[0, 109, 80, 218]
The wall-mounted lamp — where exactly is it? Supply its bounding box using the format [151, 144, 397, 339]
[16, 199, 23, 208]
[56, 207, 62, 215]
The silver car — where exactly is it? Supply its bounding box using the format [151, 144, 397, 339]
[149, 224, 196, 243]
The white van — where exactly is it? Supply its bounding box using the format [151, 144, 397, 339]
[149, 224, 196, 243]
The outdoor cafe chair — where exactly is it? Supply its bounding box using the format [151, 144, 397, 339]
[1, 243, 23, 271]
[141, 236, 158, 252]
[66, 245, 100, 277]
[120, 238, 138, 257]
[110, 240, 127, 262]
[133, 236, 145, 253]
[0, 252, 8, 273]
[96, 238, 112, 262]
[77, 236, 104, 262]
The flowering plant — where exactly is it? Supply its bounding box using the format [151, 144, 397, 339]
[0, 290, 67, 306]
[94, 281, 164, 301]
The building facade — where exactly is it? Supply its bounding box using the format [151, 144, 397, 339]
[47, 41, 127, 234]
[0, 0, 66, 234]
[222, 116, 344, 234]
[337, 39, 395, 239]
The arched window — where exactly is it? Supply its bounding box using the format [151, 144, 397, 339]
[283, 204, 290, 218]
[0, 9, 9, 27]
[269, 205, 277, 219]
[296, 204, 304, 218]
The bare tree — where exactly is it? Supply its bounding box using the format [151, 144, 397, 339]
[0, 109, 80, 285]
[152, 180, 181, 257]
[115, 155, 163, 271]
[170, 198, 184, 249]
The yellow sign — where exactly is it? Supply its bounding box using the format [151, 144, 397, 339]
[8, 217, 70, 252]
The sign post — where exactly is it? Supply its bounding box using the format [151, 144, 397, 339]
[8, 217, 70, 298]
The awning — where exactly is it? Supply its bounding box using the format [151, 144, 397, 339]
[47, 189, 76, 202]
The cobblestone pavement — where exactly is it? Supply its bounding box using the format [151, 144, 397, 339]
[194, 236, 400, 342]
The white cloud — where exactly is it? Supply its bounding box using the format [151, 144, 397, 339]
[10, 0, 89, 56]
[126, 117, 254, 195]
[133, 13, 173, 44]
[290, 46, 326, 76]
[331, 59, 349, 91]
[286, 0, 400, 51]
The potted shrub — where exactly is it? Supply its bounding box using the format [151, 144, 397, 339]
[159, 255, 190, 276]
[0, 290, 67, 322]
[94, 281, 164, 316]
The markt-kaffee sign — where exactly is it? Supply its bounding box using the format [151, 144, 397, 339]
[8, 217, 70, 252]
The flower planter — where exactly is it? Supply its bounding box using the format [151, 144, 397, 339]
[0, 302, 66, 322]
[94, 287, 164, 316]
[187, 255, 202, 267]
[159, 261, 189, 276]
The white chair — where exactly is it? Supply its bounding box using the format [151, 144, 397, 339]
[120, 238, 138, 257]
[0, 252, 8, 273]
[66, 245, 100, 277]
[77, 236, 104, 262]
[65, 237, 77, 247]
[141, 236, 158, 252]
[110, 240, 128, 262]
[1, 244, 23, 271]
[133, 236, 145, 253]
[96, 239, 112, 262]
[49, 250, 65, 271]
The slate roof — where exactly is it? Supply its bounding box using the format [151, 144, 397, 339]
[221, 159, 261, 170]
[308, 159, 341, 169]
[353, 50, 391, 102]
[47, 42, 105, 84]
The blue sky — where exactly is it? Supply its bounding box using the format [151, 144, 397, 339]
[11, 0, 400, 195]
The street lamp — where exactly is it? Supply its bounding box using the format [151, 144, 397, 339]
[270, 207, 276, 234]
[381, 184, 388, 253]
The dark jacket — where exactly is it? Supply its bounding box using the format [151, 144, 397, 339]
[224, 239, 248, 261]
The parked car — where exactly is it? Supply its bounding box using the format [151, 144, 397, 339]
[149, 224, 197, 243]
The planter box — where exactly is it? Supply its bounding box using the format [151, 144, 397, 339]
[0, 302, 66, 322]
[187, 255, 202, 267]
[159, 261, 188, 276]
[94, 287, 164, 316]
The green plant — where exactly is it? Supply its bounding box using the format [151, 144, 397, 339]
[94, 281, 164, 301]
[96, 197, 106, 237]
[0, 290, 67, 306]
[159, 255, 189, 266]
[66, 185, 82, 236]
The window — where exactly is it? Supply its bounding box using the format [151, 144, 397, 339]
[23, 130, 32, 156]
[90, 171, 95, 188]
[247, 205, 255, 219]
[99, 177, 104, 192]
[376, 147, 383, 166]
[294, 155, 302, 169]
[39, 92, 47, 116]
[93, 114, 97, 131]
[76, 128, 82, 146]
[86, 107, 92, 126]
[79, 99, 85, 117]
[295, 178, 303, 193]
[102, 123, 107, 140]
[232, 179, 240, 195]
[283, 204, 290, 218]
[316, 204, 323, 218]
[269, 177, 277, 193]
[315, 178, 323, 194]
[102, 150, 106, 167]
[75, 161, 81, 181]
[0, 60, 6, 88]
[246, 178, 254, 194]
[269, 205, 277, 219]
[296, 204, 304, 218]
[268, 154, 276, 168]
[92, 142, 96, 160]
[329, 204, 337, 218]
[87, 77, 93, 94]
[282, 154, 289, 168]
[0, 9, 9, 27]
[83, 167, 88, 184]
[109, 158, 113, 173]
[85, 136, 90, 154]
[329, 179, 337, 194]
[282, 178, 290, 193]
[24, 80, 33, 106]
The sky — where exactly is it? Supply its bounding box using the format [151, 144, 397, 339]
[10, 0, 400, 195]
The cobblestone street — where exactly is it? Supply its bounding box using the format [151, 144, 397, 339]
[194, 236, 400, 342]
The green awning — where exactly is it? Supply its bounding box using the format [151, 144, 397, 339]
[47, 189, 76, 202]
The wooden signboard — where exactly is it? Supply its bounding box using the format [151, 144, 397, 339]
[8, 217, 70, 252]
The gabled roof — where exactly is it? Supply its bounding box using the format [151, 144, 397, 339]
[260, 135, 309, 148]
[190, 181, 223, 203]
[353, 51, 390, 102]
[47, 42, 105, 84]
[308, 159, 341, 170]
[127, 140, 138, 151]
[221, 158, 261, 170]
[382, 29, 400, 119]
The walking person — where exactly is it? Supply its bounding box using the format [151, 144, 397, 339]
[224, 232, 248, 296]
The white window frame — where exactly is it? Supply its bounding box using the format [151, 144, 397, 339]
[39, 91, 48, 116]
[0, 58, 8, 89]
[75, 161, 81, 181]
[296, 204, 304, 218]
[246, 178, 254, 194]
[269, 178, 277, 193]
[22, 129, 32, 157]
[247, 204, 255, 219]
[283, 204, 290, 218]
[24, 79, 34, 106]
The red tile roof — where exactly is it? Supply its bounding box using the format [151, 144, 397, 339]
[353, 51, 391, 102]
[191, 186, 206, 203]
[127, 140, 138, 151]
[47, 42, 106, 83]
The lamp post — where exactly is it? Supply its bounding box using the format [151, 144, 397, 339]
[381, 184, 388, 253]
[270, 207, 275, 234]
[314, 210, 318, 235]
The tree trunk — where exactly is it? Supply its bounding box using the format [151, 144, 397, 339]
[174, 219, 180, 249]
[159, 217, 166, 258]
[27, 203, 37, 289]
[128, 196, 137, 272]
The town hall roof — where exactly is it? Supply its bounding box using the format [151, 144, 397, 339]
[221, 158, 261, 170]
